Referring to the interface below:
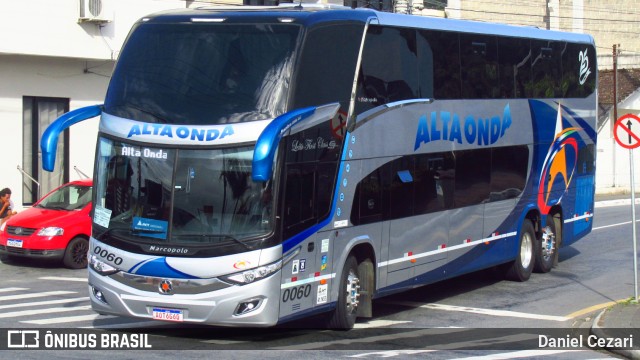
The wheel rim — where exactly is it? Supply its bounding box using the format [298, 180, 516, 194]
[520, 232, 533, 268]
[541, 226, 556, 261]
[345, 269, 360, 315]
[72, 240, 89, 266]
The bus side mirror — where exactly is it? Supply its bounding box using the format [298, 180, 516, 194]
[41, 105, 103, 172]
[252, 103, 340, 182]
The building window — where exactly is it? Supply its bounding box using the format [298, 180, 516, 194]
[22, 96, 69, 205]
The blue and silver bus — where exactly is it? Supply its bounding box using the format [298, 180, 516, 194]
[42, 3, 597, 329]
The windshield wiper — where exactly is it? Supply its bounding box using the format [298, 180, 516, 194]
[46, 205, 69, 211]
[121, 104, 170, 124]
[131, 228, 166, 234]
[175, 233, 253, 250]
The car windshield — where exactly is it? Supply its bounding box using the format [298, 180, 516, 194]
[92, 138, 274, 248]
[36, 184, 92, 211]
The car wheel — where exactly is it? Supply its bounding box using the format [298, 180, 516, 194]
[63, 237, 89, 269]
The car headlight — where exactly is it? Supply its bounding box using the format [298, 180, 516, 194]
[89, 254, 119, 275]
[37, 227, 64, 236]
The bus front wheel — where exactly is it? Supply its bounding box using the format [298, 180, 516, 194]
[505, 219, 535, 282]
[327, 255, 360, 329]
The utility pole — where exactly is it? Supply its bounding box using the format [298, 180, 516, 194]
[613, 44, 620, 187]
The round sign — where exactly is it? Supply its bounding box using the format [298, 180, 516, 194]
[614, 114, 640, 149]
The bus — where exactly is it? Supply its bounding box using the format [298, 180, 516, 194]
[41, 3, 597, 329]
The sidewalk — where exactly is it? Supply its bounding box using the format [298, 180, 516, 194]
[591, 302, 640, 359]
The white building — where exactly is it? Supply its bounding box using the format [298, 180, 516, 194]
[0, 0, 228, 210]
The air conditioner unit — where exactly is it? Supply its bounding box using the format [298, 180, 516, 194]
[78, 0, 112, 23]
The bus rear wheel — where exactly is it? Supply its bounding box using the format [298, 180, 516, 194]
[327, 255, 360, 329]
[505, 219, 535, 282]
[534, 215, 558, 273]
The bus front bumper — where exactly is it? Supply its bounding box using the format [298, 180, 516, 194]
[88, 268, 281, 327]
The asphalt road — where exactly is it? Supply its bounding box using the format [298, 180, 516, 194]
[0, 200, 637, 359]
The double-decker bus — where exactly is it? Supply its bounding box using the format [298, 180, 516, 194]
[41, 3, 597, 329]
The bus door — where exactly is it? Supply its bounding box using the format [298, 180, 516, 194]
[278, 111, 345, 317]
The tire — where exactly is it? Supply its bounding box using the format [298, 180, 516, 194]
[63, 237, 89, 269]
[505, 219, 535, 282]
[327, 255, 360, 329]
[534, 215, 559, 273]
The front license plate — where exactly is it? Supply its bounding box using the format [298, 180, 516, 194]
[7, 239, 23, 248]
[152, 307, 184, 322]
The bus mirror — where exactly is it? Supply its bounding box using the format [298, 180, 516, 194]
[41, 105, 103, 172]
[252, 103, 340, 182]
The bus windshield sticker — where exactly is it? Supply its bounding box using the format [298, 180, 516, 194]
[93, 205, 112, 228]
[131, 217, 168, 239]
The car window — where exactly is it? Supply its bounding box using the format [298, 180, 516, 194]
[37, 185, 92, 211]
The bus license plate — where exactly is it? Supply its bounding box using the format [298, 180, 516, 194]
[152, 307, 184, 322]
[7, 239, 23, 248]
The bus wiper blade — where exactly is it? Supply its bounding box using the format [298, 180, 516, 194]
[131, 229, 166, 234]
[176, 233, 253, 250]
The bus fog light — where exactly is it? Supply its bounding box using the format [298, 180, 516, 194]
[234, 299, 261, 316]
[91, 285, 108, 304]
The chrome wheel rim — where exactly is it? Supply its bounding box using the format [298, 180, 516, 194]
[520, 232, 533, 269]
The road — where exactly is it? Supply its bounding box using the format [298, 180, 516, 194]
[0, 200, 637, 359]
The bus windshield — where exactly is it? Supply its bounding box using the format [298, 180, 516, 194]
[93, 137, 274, 251]
[104, 22, 301, 125]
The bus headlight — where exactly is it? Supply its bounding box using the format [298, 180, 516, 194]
[220, 259, 282, 285]
[37, 227, 64, 236]
[89, 254, 119, 276]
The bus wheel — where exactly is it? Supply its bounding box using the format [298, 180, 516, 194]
[505, 219, 535, 282]
[63, 237, 89, 269]
[327, 255, 360, 329]
[534, 218, 557, 273]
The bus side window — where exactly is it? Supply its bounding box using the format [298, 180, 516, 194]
[282, 165, 315, 239]
[489, 146, 529, 201]
[356, 25, 419, 114]
[453, 148, 491, 207]
[531, 40, 564, 98]
[418, 30, 460, 100]
[351, 168, 384, 225]
[460, 35, 499, 99]
[498, 37, 532, 99]
[562, 43, 596, 98]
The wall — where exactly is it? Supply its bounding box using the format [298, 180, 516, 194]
[0, 0, 217, 209]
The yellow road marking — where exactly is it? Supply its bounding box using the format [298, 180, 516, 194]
[564, 299, 627, 319]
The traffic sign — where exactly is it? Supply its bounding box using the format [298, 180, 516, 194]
[614, 113, 640, 149]
[613, 113, 640, 301]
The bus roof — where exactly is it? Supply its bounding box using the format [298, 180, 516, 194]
[139, 4, 594, 45]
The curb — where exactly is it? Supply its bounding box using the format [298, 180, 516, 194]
[594, 198, 640, 208]
[590, 308, 640, 360]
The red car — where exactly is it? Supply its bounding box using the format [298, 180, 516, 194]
[0, 179, 92, 269]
